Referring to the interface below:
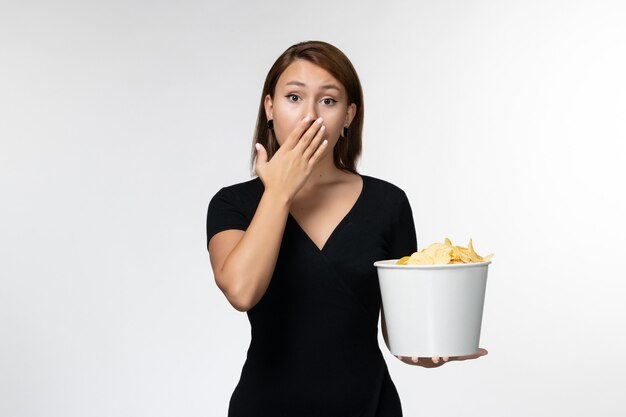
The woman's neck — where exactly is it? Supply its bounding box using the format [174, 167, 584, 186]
[302, 156, 352, 191]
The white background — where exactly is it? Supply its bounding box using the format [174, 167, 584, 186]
[2, 0, 625, 416]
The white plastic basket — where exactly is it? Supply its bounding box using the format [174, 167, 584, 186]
[374, 260, 491, 357]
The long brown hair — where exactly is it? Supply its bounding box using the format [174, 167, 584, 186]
[249, 40, 364, 176]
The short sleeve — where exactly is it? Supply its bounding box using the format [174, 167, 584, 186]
[387, 192, 418, 259]
[206, 187, 250, 245]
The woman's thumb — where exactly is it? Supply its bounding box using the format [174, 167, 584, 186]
[255, 143, 267, 165]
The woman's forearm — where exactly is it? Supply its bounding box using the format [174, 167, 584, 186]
[218, 189, 291, 311]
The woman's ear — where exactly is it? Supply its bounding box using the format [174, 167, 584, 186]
[345, 103, 357, 127]
[264, 94, 273, 121]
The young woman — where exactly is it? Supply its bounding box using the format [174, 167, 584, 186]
[206, 40, 487, 417]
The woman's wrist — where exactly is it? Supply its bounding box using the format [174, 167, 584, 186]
[263, 187, 293, 208]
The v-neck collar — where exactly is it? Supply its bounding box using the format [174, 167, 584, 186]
[288, 175, 366, 254]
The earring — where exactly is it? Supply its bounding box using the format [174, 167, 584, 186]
[267, 119, 274, 129]
[341, 126, 348, 138]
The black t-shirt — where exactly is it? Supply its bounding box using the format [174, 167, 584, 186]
[207, 174, 417, 417]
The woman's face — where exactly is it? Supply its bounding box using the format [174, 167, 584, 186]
[264, 59, 356, 148]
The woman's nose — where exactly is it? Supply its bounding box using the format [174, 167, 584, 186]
[305, 103, 318, 120]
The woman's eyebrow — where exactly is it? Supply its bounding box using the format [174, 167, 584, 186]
[285, 81, 340, 92]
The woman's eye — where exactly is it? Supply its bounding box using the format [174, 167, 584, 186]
[287, 94, 300, 102]
[322, 98, 337, 105]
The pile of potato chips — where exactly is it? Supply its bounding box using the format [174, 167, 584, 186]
[396, 238, 494, 265]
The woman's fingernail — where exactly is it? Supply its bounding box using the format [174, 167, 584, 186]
[303, 116, 311, 123]
[316, 117, 324, 124]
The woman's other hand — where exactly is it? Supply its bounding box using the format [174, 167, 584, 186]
[394, 348, 488, 368]
[255, 115, 328, 202]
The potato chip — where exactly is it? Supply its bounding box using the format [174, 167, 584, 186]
[396, 238, 493, 265]
[405, 252, 433, 265]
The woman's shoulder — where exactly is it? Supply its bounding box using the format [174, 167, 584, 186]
[206, 177, 263, 243]
[361, 174, 409, 202]
[210, 176, 264, 206]
[359, 174, 414, 229]
[217, 176, 263, 193]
